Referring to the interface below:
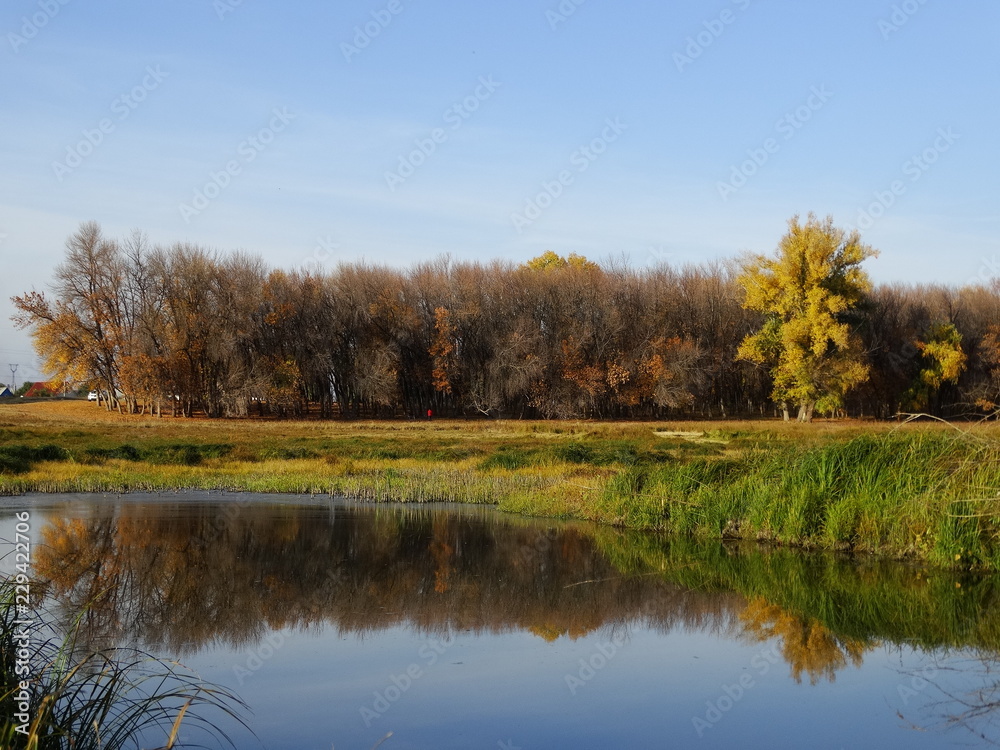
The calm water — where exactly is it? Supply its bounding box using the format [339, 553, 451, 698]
[3, 492, 1000, 749]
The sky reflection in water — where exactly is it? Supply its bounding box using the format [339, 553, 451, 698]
[6, 493, 1000, 749]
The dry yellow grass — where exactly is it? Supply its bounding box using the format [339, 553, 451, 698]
[1, 397, 978, 439]
[3, 400, 999, 570]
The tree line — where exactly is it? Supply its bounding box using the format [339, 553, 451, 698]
[11, 219, 1000, 420]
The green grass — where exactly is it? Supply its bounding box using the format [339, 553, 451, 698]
[1, 401, 999, 569]
[657, 431, 1000, 568]
[0, 445, 68, 475]
[589, 529, 1000, 653]
[0, 577, 249, 749]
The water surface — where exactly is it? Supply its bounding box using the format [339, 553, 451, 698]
[4, 492, 999, 749]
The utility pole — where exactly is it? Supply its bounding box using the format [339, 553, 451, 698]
[8, 364, 17, 392]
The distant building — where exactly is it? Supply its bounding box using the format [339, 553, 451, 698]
[0, 385, 12, 398]
[23, 381, 62, 398]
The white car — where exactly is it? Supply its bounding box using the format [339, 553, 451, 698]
[87, 391, 98, 401]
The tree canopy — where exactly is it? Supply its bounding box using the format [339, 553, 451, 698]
[737, 214, 877, 421]
[11, 219, 1000, 421]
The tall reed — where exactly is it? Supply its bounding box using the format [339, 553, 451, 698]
[0, 577, 250, 749]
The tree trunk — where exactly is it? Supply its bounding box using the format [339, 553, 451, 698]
[797, 402, 815, 422]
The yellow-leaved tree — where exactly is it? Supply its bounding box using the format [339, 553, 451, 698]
[903, 322, 967, 412]
[737, 214, 877, 422]
[522, 250, 598, 272]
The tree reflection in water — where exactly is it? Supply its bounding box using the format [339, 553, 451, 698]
[35, 502, 744, 653]
[896, 655, 1000, 746]
[740, 597, 869, 684]
[31, 497, 1000, 704]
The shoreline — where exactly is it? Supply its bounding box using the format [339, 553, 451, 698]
[1, 401, 998, 570]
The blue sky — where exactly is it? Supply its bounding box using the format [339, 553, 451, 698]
[1, 0, 998, 381]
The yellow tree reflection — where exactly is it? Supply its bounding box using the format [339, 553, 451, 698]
[740, 597, 872, 684]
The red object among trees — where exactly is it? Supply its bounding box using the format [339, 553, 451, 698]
[23, 381, 60, 398]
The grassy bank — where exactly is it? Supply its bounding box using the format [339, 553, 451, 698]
[1, 401, 998, 569]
